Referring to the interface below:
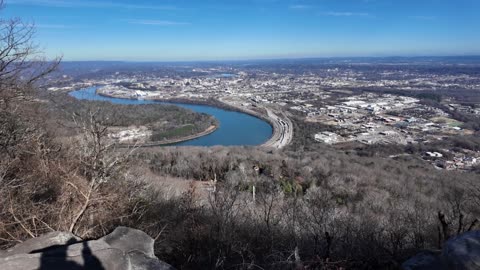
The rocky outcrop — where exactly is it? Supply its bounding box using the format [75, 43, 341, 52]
[0, 227, 174, 270]
[403, 230, 480, 270]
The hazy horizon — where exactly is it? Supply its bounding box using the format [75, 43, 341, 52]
[55, 55, 480, 63]
[4, 0, 480, 61]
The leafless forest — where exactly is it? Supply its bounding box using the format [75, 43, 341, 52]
[1, 3, 480, 269]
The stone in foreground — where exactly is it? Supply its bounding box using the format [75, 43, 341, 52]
[403, 230, 480, 270]
[0, 227, 174, 270]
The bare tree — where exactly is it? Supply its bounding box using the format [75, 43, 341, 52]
[0, 1, 62, 246]
[68, 108, 136, 234]
[0, 0, 60, 108]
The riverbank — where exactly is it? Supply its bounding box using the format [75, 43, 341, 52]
[219, 100, 293, 149]
[94, 89, 291, 148]
[118, 125, 218, 147]
[96, 92, 271, 125]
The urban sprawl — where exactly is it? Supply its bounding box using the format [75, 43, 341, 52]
[50, 62, 480, 172]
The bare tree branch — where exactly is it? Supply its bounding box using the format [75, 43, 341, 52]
[0, 1, 61, 108]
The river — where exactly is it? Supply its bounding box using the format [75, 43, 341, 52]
[69, 87, 273, 146]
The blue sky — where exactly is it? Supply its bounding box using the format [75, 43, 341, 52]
[3, 0, 480, 61]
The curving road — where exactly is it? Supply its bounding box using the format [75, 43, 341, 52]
[261, 108, 293, 149]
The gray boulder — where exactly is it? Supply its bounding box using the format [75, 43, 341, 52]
[403, 230, 480, 270]
[0, 227, 174, 270]
[103, 226, 156, 259]
[443, 231, 480, 270]
[0, 231, 80, 259]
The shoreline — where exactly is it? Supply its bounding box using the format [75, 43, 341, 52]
[217, 99, 291, 149]
[117, 125, 218, 148]
[96, 92, 274, 128]
[95, 90, 289, 148]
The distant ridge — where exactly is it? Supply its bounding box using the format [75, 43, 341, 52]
[60, 55, 480, 66]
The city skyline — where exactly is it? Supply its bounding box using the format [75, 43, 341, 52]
[4, 0, 480, 61]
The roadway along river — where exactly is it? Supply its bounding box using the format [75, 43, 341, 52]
[69, 87, 273, 147]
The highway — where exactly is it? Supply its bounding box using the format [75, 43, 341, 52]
[261, 108, 293, 149]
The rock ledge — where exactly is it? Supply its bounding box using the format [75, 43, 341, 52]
[0, 226, 174, 270]
[403, 230, 480, 270]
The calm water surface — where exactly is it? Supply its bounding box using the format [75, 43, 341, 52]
[69, 87, 273, 146]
